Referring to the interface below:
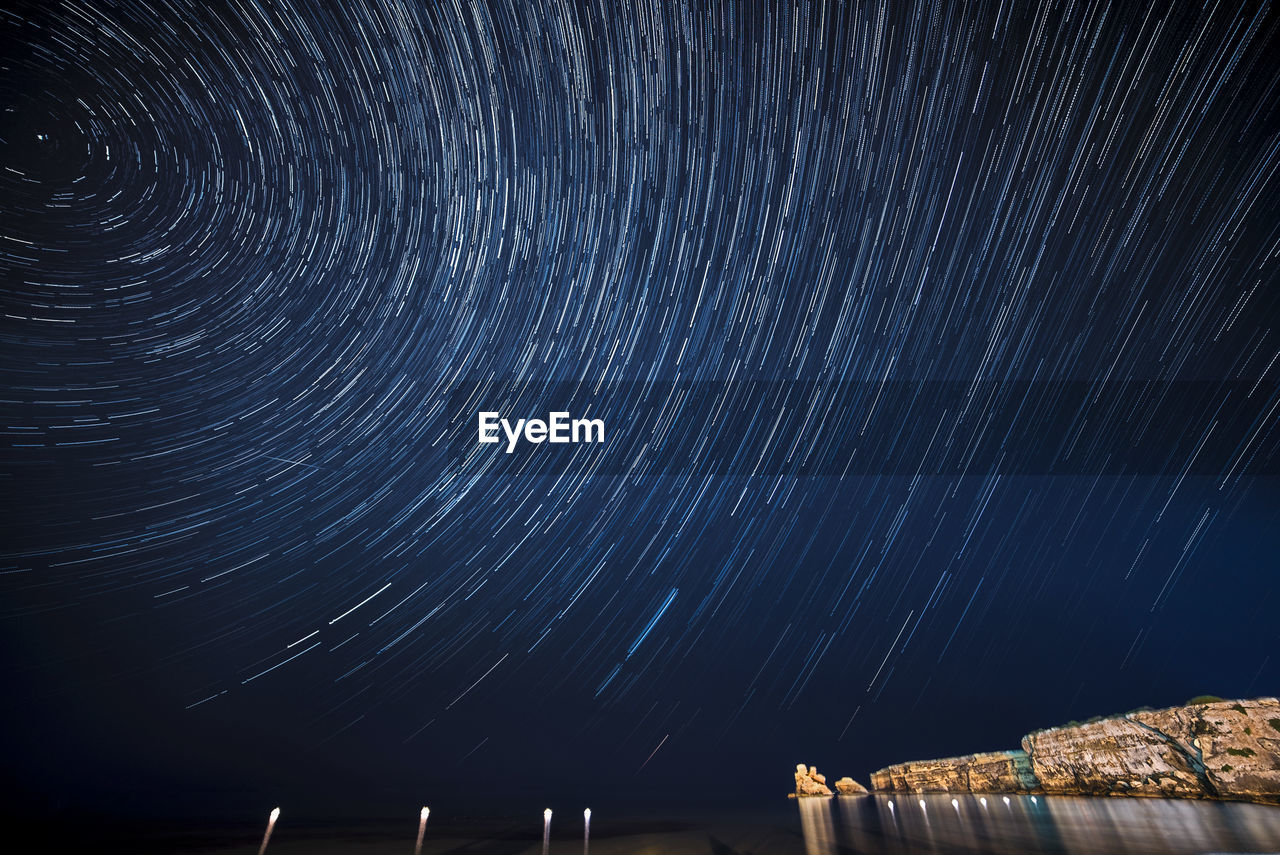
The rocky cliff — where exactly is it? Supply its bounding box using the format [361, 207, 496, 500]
[1024, 697, 1280, 803]
[871, 750, 1038, 793]
[866, 697, 1279, 804]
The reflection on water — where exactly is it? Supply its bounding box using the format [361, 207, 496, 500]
[797, 794, 1280, 854]
[798, 792, 837, 855]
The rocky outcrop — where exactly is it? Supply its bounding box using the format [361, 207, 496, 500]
[1024, 697, 1280, 804]
[793, 763, 833, 796]
[871, 750, 1038, 793]
[834, 776, 869, 795]
[864, 697, 1280, 805]
[871, 756, 966, 792]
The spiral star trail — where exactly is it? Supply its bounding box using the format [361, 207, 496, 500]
[1, 0, 1278, 814]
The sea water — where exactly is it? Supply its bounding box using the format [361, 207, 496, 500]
[799, 793, 1280, 854]
[110, 795, 1280, 854]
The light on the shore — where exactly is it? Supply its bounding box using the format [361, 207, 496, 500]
[980, 797, 988, 808]
[584, 807, 591, 853]
[918, 799, 926, 810]
[1003, 796, 1011, 805]
[887, 800, 894, 810]
[258, 807, 281, 855]
[951, 798, 960, 812]
[1031, 796, 1038, 804]
[542, 808, 552, 855]
[414, 807, 430, 855]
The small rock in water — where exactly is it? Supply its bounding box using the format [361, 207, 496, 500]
[835, 776, 869, 795]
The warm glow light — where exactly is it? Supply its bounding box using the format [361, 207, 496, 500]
[918, 799, 926, 809]
[584, 808, 591, 820]
[545, 808, 553, 820]
[415, 806, 430, 855]
[259, 807, 281, 855]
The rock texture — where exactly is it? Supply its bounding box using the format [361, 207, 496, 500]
[834, 776, 869, 795]
[794, 763, 833, 796]
[866, 697, 1279, 804]
[1024, 697, 1280, 804]
[871, 750, 1038, 793]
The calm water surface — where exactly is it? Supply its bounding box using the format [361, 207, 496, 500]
[126, 795, 1280, 854]
[797, 794, 1280, 854]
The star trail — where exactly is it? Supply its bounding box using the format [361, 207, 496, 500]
[1, 0, 1278, 815]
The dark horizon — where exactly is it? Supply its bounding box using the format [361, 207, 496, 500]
[2, 0, 1278, 828]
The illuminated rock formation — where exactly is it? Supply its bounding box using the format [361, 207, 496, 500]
[870, 750, 1037, 793]
[834, 776, 869, 795]
[1023, 697, 1280, 804]
[866, 697, 1279, 804]
[794, 763, 833, 796]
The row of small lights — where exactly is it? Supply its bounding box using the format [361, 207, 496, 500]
[257, 806, 592, 854]
[886, 795, 1040, 813]
[259, 794, 1042, 850]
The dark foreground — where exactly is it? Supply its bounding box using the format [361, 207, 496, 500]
[38, 795, 1280, 854]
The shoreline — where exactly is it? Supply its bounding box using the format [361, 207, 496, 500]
[33, 795, 1280, 855]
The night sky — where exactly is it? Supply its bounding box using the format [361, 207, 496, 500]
[2, 0, 1279, 823]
